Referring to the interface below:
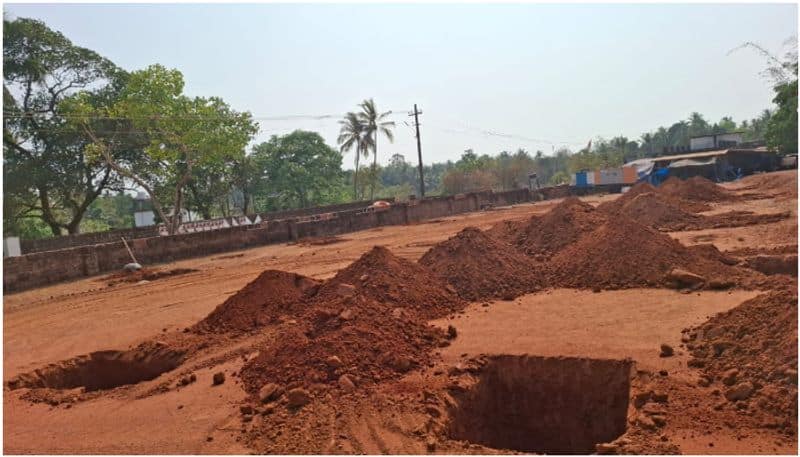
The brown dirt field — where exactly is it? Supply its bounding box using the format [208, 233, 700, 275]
[4, 171, 798, 455]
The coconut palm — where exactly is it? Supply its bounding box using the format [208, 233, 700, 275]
[337, 112, 372, 200]
[357, 98, 395, 199]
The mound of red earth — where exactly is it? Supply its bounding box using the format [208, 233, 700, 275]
[193, 270, 321, 333]
[239, 246, 463, 396]
[548, 216, 758, 290]
[683, 287, 798, 436]
[598, 181, 711, 214]
[315, 246, 465, 320]
[418, 227, 545, 301]
[239, 293, 447, 395]
[608, 191, 702, 231]
[602, 191, 790, 232]
[659, 176, 737, 203]
[490, 197, 608, 258]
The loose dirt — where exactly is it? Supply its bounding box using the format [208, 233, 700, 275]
[660, 176, 738, 203]
[683, 287, 798, 436]
[418, 227, 543, 301]
[193, 270, 320, 334]
[489, 196, 608, 258]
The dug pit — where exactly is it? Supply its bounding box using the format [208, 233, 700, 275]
[8, 341, 185, 392]
[447, 355, 632, 454]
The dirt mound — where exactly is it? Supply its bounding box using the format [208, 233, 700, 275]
[194, 270, 321, 333]
[490, 197, 608, 258]
[660, 176, 737, 203]
[598, 181, 711, 214]
[418, 227, 544, 301]
[684, 287, 797, 435]
[612, 192, 701, 230]
[315, 246, 465, 320]
[239, 293, 447, 394]
[548, 216, 755, 290]
[239, 246, 463, 395]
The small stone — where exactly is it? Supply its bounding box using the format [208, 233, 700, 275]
[189, 373, 197, 383]
[286, 388, 311, 408]
[666, 268, 706, 288]
[336, 283, 356, 297]
[212, 372, 225, 385]
[426, 438, 437, 452]
[339, 309, 355, 320]
[659, 370, 669, 377]
[394, 356, 412, 372]
[725, 382, 755, 402]
[359, 274, 369, 282]
[652, 392, 668, 403]
[636, 414, 657, 430]
[595, 443, 618, 455]
[338, 374, 356, 392]
[391, 308, 404, 319]
[206, 436, 214, 442]
[240, 405, 253, 415]
[633, 391, 652, 408]
[697, 376, 711, 387]
[722, 369, 739, 386]
[446, 325, 458, 339]
[659, 343, 674, 357]
[259, 383, 282, 403]
[326, 355, 344, 368]
[241, 414, 253, 422]
[445, 285, 457, 295]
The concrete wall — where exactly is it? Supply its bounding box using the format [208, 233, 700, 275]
[4, 189, 535, 293]
[19, 198, 395, 255]
[21, 226, 160, 254]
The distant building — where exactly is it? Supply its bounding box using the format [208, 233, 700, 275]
[133, 192, 156, 227]
[689, 132, 743, 151]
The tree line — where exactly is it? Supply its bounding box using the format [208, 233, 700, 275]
[4, 17, 796, 240]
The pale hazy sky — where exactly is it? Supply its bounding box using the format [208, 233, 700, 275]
[4, 3, 797, 167]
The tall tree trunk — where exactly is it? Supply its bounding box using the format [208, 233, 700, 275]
[370, 132, 377, 199]
[353, 146, 360, 201]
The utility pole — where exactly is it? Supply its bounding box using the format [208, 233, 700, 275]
[409, 104, 425, 198]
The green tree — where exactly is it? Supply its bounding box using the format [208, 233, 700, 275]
[357, 98, 395, 199]
[766, 79, 798, 154]
[3, 17, 129, 235]
[337, 111, 371, 200]
[251, 130, 344, 209]
[65, 64, 258, 234]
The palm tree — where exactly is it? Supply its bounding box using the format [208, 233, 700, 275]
[357, 98, 395, 199]
[337, 112, 371, 200]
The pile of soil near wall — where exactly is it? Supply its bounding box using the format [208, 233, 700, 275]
[547, 216, 759, 290]
[604, 192, 702, 231]
[239, 246, 463, 395]
[601, 191, 790, 232]
[683, 287, 798, 436]
[489, 197, 608, 258]
[597, 181, 711, 214]
[659, 176, 737, 203]
[315, 246, 465, 320]
[193, 270, 321, 333]
[418, 227, 545, 301]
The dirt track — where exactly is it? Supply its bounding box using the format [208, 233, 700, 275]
[4, 171, 798, 454]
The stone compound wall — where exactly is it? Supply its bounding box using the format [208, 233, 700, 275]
[4, 189, 532, 293]
[19, 198, 395, 255]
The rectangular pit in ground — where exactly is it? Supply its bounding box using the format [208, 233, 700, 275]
[447, 355, 632, 454]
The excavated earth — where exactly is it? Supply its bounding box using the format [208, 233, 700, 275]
[4, 170, 798, 455]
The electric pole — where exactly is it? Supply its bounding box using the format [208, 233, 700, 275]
[409, 104, 425, 197]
